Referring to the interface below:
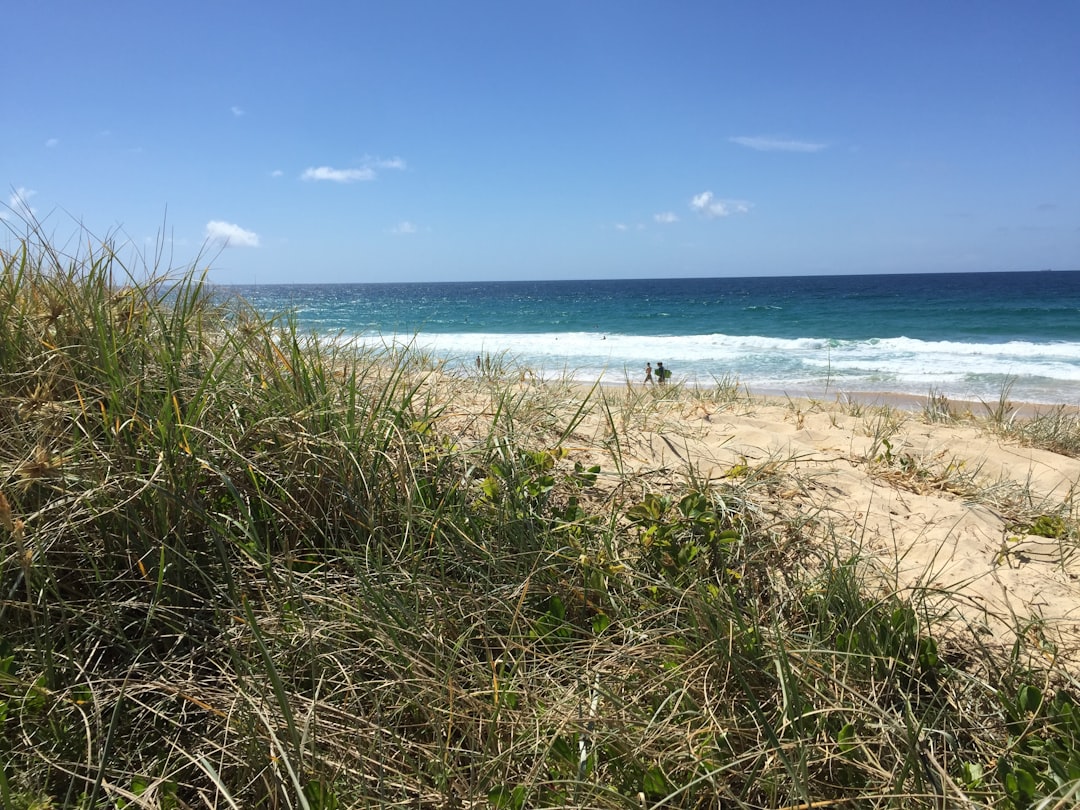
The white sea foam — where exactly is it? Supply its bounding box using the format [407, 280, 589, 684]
[334, 330, 1080, 405]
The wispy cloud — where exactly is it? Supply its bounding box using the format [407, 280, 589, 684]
[301, 166, 375, 183]
[613, 223, 629, 232]
[729, 135, 826, 153]
[390, 221, 417, 235]
[0, 187, 37, 220]
[654, 212, 678, 224]
[271, 169, 284, 178]
[689, 191, 752, 219]
[301, 156, 406, 184]
[369, 156, 406, 170]
[231, 106, 245, 117]
[205, 220, 260, 247]
[45, 138, 59, 148]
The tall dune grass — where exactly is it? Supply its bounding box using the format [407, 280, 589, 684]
[2, 228, 1079, 808]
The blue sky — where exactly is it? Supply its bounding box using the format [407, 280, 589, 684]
[2, 1, 1078, 283]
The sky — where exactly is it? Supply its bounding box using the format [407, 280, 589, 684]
[2, 1, 1078, 283]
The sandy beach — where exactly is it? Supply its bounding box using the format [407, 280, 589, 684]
[630, 388, 1079, 665]
[451, 376, 1080, 670]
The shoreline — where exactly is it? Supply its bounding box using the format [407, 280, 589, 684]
[452, 354, 1080, 412]
[539, 372, 1080, 420]
[340, 332, 1080, 410]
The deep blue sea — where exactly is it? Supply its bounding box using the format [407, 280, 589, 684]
[223, 271, 1080, 405]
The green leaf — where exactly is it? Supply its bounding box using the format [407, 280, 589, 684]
[488, 784, 526, 809]
[1015, 766, 1037, 800]
[643, 766, 668, 798]
[550, 735, 576, 766]
[547, 594, 566, 621]
[572, 462, 600, 486]
[304, 780, 340, 810]
[837, 723, 857, 756]
[481, 475, 501, 499]
[1018, 684, 1043, 714]
[960, 761, 984, 788]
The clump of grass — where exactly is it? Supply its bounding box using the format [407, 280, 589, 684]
[923, 387, 954, 423]
[983, 376, 1019, 427]
[3, 224, 1080, 808]
[1009, 406, 1080, 457]
[860, 404, 908, 464]
[700, 372, 746, 403]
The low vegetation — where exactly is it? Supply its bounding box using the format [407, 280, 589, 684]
[2, 228, 1080, 808]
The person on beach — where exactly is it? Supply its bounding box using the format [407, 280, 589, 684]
[644, 362, 653, 384]
[656, 362, 666, 385]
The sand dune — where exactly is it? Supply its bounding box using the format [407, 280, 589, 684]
[556, 388, 1080, 669]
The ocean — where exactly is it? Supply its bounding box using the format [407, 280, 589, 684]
[223, 271, 1080, 406]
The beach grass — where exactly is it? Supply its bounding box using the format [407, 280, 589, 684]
[3, 228, 1080, 808]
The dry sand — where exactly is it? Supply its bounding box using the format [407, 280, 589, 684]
[522, 381, 1080, 669]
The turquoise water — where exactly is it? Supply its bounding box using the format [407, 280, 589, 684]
[224, 271, 1080, 405]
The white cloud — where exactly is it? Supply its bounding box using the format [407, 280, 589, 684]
[271, 169, 284, 178]
[231, 106, 245, 117]
[729, 135, 826, 153]
[301, 166, 376, 183]
[205, 220, 260, 247]
[301, 156, 405, 184]
[390, 221, 417, 235]
[654, 212, 678, 224]
[0, 187, 37, 220]
[45, 138, 59, 148]
[689, 191, 752, 219]
[614, 223, 628, 231]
